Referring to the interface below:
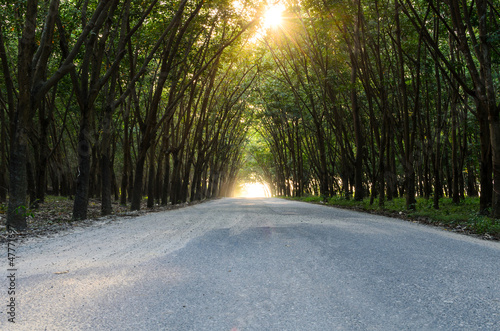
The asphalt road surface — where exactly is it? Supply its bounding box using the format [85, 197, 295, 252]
[3, 197, 500, 330]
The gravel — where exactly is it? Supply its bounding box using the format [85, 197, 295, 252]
[3, 197, 500, 330]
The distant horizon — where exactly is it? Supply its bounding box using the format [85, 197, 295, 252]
[234, 182, 271, 198]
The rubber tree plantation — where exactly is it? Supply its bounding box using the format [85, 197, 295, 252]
[1, 0, 499, 230]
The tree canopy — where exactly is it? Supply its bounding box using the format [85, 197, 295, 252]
[1, 0, 499, 230]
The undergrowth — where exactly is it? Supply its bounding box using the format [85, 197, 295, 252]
[285, 195, 500, 240]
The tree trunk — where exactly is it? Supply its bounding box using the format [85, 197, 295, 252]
[465, 126, 478, 197]
[386, 126, 396, 200]
[395, 0, 415, 210]
[378, 123, 386, 208]
[112, 168, 119, 201]
[342, 156, 350, 200]
[201, 167, 208, 199]
[478, 107, 492, 214]
[154, 154, 163, 202]
[451, 91, 460, 204]
[490, 115, 500, 218]
[72, 115, 92, 220]
[35, 99, 51, 205]
[101, 152, 112, 215]
[351, 0, 364, 201]
[7, 138, 29, 230]
[131, 149, 147, 210]
[120, 167, 128, 206]
[147, 148, 155, 208]
[120, 113, 131, 205]
[476, 0, 500, 218]
[0, 20, 15, 203]
[162, 153, 171, 205]
[27, 161, 36, 207]
[100, 104, 113, 216]
[180, 157, 191, 203]
[7, 0, 38, 230]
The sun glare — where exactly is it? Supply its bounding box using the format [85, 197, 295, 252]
[263, 4, 285, 29]
[240, 182, 269, 198]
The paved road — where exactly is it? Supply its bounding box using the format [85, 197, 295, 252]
[3, 198, 500, 330]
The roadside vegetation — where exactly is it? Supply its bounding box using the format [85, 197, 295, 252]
[284, 196, 500, 241]
[2, 0, 499, 234]
[0, 195, 202, 242]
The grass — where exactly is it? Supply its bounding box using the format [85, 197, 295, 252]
[284, 195, 500, 240]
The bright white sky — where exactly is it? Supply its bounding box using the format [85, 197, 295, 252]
[262, 3, 286, 29]
[239, 182, 269, 197]
[233, 1, 286, 43]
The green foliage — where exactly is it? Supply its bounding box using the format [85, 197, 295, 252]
[13, 205, 34, 219]
[1, 0, 498, 226]
[45, 195, 70, 203]
[471, 217, 500, 237]
[286, 196, 500, 240]
[235, 128, 275, 191]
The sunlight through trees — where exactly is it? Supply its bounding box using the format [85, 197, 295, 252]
[1, 0, 499, 230]
[263, 3, 285, 28]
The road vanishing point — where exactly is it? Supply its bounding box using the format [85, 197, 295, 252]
[4, 198, 500, 330]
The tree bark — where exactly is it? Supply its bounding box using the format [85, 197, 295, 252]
[7, 0, 38, 230]
[72, 112, 92, 220]
[131, 149, 147, 210]
[162, 152, 171, 205]
[451, 90, 460, 204]
[395, 0, 416, 210]
[351, 0, 364, 202]
[147, 148, 155, 208]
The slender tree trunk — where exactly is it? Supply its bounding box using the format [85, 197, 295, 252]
[100, 103, 113, 215]
[386, 125, 396, 201]
[466, 124, 478, 197]
[50, 164, 60, 196]
[350, 0, 364, 201]
[351, 76, 364, 201]
[34, 98, 51, 205]
[131, 149, 147, 210]
[8, 137, 29, 230]
[433, 58, 443, 209]
[154, 154, 163, 203]
[342, 154, 350, 200]
[201, 167, 208, 199]
[451, 91, 460, 204]
[73, 111, 92, 220]
[7, 0, 38, 230]
[90, 147, 100, 199]
[120, 110, 131, 205]
[170, 150, 181, 204]
[180, 156, 192, 203]
[191, 158, 203, 202]
[101, 152, 112, 215]
[490, 115, 500, 217]
[128, 166, 134, 204]
[395, 0, 415, 210]
[378, 114, 386, 208]
[112, 168, 119, 201]
[478, 106, 492, 213]
[0, 168, 7, 203]
[0, 21, 15, 203]
[476, 0, 500, 218]
[147, 148, 155, 208]
[444, 140, 453, 197]
[27, 161, 37, 207]
[120, 159, 129, 206]
[162, 152, 171, 205]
